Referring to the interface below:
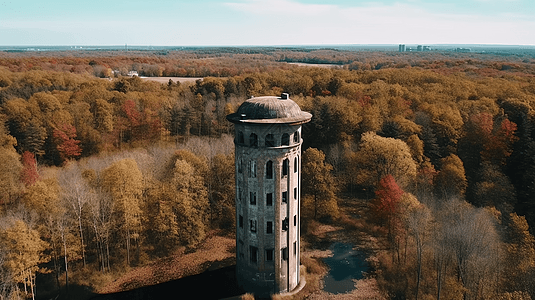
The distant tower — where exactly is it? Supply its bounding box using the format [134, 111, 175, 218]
[227, 94, 312, 297]
[399, 44, 406, 52]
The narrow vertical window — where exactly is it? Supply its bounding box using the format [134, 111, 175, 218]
[250, 192, 256, 205]
[282, 247, 288, 261]
[249, 133, 258, 147]
[282, 159, 289, 177]
[266, 193, 273, 206]
[282, 191, 288, 203]
[294, 157, 298, 173]
[265, 134, 275, 147]
[294, 187, 297, 200]
[250, 246, 258, 263]
[266, 221, 273, 234]
[293, 131, 299, 143]
[294, 215, 296, 226]
[282, 217, 289, 231]
[266, 161, 273, 179]
[266, 249, 274, 261]
[250, 219, 257, 233]
[238, 159, 243, 173]
[238, 131, 244, 144]
[239, 215, 243, 228]
[281, 133, 290, 146]
[249, 160, 256, 178]
[293, 241, 297, 255]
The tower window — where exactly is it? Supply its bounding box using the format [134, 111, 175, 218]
[265, 134, 275, 147]
[266, 161, 273, 179]
[249, 160, 256, 178]
[250, 192, 256, 205]
[282, 217, 289, 231]
[250, 219, 257, 233]
[282, 159, 289, 177]
[266, 193, 273, 206]
[282, 191, 288, 203]
[239, 215, 243, 228]
[266, 221, 273, 234]
[293, 131, 299, 143]
[281, 133, 290, 146]
[266, 249, 274, 261]
[282, 247, 288, 261]
[249, 133, 258, 147]
[294, 241, 297, 255]
[294, 157, 298, 173]
[250, 246, 258, 263]
[238, 159, 243, 173]
[238, 131, 244, 144]
[294, 215, 296, 226]
[294, 187, 297, 200]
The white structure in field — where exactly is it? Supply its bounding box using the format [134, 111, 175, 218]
[227, 93, 311, 297]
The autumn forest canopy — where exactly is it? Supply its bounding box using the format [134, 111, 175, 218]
[1, 48, 535, 299]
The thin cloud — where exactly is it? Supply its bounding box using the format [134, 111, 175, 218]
[222, 0, 535, 45]
[225, 0, 336, 16]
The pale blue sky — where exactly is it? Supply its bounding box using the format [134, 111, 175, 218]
[1, 0, 534, 46]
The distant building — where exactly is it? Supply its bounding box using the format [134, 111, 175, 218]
[399, 44, 406, 52]
[127, 71, 138, 77]
[227, 93, 311, 297]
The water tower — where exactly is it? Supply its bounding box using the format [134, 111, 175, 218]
[227, 93, 311, 297]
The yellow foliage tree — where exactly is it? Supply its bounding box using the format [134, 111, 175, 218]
[302, 148, 339, 220]
[434, 154, 467, 199]
[0, 219, 48, 299]
[101, 158, 143, 266]
[350, 132, 417, 189]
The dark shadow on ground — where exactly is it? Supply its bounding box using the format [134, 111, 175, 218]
[89, 263, 244, 300]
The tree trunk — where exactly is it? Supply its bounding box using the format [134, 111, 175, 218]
[415, 235, 422, 300]
[77, 215, 86, 267]
[313, 194, 317, 220]
[63, 236, 69, 294]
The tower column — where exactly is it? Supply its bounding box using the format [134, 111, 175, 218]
[228, 95, 311, 298]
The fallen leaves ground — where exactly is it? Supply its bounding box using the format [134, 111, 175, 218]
[98, 232, 235, 294]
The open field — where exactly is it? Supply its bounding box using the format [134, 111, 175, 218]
[287, 62, 342, 68]
[139, 76, 204, 84]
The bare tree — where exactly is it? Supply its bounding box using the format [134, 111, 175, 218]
[406, 203, 431, 300]
[439, 200, 501, 300]
[59, 163, 93, 267]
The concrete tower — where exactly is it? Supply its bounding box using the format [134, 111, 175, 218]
[227, 94, 312, 297]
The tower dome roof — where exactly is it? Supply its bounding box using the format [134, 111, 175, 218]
[226, 94, 312, 124]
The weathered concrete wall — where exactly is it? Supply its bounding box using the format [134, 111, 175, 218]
[234, 122, 302, 297]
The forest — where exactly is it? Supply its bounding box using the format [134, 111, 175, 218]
[0, 47, 535, 299]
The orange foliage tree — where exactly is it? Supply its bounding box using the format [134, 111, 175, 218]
[53, 123, 82, 163]
[20, 151, 39, 186]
